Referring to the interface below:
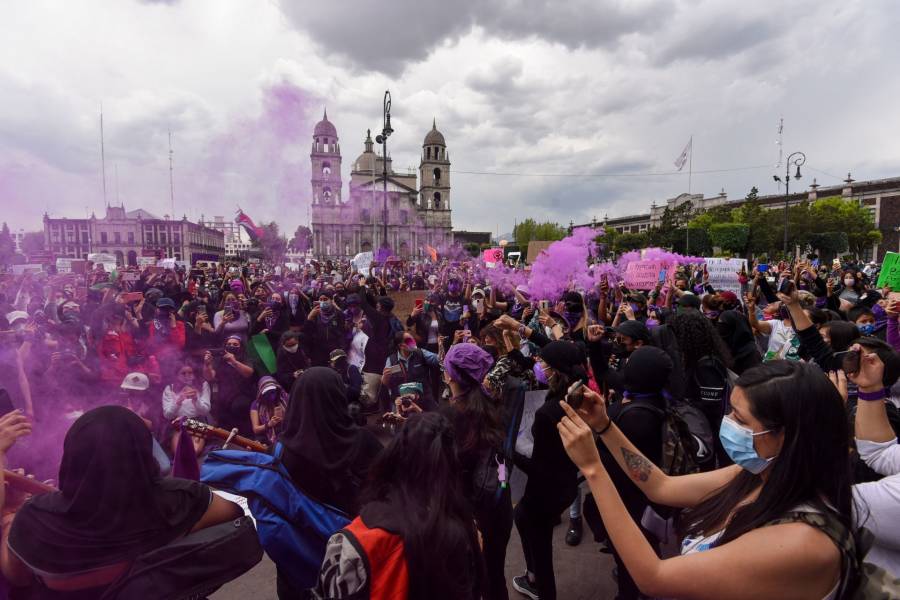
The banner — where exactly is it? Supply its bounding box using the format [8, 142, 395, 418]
[877, 252, 900, 291]
[483, 247, 504, 267]
[350, 251, 373, 274]
[705, 258, 748, 295]
[624, 260, 666, 290]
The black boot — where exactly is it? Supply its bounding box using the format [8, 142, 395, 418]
[565, 516, 583, 546]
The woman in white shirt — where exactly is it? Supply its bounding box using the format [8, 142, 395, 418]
[558, 360, 851, 600]
[162, 362, 211, 454]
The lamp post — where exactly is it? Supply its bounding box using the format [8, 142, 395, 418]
[375, 91, 393, 252]
[773, 151, 806, 257]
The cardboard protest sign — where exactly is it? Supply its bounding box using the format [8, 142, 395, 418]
[877, 252, 900, 291]
[389, 290, 427, 318]
[350, 251, 373, 274]
[705, 258, 748, 295]
[624, 260, 666, 290]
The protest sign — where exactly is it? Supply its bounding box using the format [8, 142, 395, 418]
[877, 252, 900, 291]
[350, 251, 373, 274]
[11, 264, 43, 275]
[483, 247, 504, 267]
[624, 260, 666, 290]
[705, 258, 748, 295]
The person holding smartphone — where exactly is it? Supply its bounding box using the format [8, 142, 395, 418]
[162, 362, 211, 454]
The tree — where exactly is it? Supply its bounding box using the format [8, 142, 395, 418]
[808, 196, 881, 257]
[21, 232, 45, 258]
[709, 223, 750, 254]
[513, 219, 567, 247]
[256, 222, 288, 261]
[290, 225, 312, 253]
[613, 232, 650, 253]
[0, 223, 15, 266]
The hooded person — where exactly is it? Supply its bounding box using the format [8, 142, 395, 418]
[584, 346, 673, 600]
[302, 290, 347, 367]
[442, 343, 512, 600]
[3, 406, 240, 596]
[204, 335, 256, 437]
[511, 341, 584, 600]
[275, 331, 309, 392]
[251, 375, 289, 445]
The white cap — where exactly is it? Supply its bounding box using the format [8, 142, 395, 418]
[5, 311, 28, 325]
[121, 372, 150, 391]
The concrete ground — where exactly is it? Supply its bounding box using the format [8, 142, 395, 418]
[213, 516, 618, 599]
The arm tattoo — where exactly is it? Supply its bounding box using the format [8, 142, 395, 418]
[621, 447, 652, 482]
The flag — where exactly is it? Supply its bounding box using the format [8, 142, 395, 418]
[424, 244, 438, 262]
[235, 209, 264, 242]
[674, 138, 692, 171]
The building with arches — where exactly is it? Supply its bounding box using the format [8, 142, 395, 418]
[310, 111, 453, 259]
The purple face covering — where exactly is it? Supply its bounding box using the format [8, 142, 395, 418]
[533, 361, 548, 385]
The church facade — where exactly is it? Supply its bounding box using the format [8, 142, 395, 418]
[309, 111, 453, 259]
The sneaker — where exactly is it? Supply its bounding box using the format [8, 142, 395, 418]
[512, 574, 539, 600]
[565, 516, 583, 546]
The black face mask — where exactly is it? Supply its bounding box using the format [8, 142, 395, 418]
[612, 342, 631, 358]
[483, 344, 499, 360]
[564, 302, 584, 314]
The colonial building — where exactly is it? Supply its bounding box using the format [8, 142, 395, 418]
[201, 215, 254, 258]
[310, 111, 453, 259]
[44, 205, 225, 265]
[578, 175, 900, 261]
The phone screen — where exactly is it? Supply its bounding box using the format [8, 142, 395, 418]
[566, 381, 586, 410]
[758, 264, 769, 273]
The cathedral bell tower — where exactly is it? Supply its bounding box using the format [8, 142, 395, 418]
[418, 119, 450, 213]
[310, 109, 342, 207]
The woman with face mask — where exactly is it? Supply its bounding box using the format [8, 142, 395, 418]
[511, 341, 584, 600]
[839, 270, 864, 304]
[250, 376, 288, 445]
[559, 360, 853, 600]
[162, 362, 211, 454]
[203, 336, 256, 438]
[275, 331, 309, 392]
[213, 292, 250, 344]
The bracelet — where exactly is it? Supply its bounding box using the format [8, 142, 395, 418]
[858, 388, 888, 402]
[596, 419, 613, 435]
[518, 323, 527, 338]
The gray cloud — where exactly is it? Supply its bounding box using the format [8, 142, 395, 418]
[278, 0, 673, 75]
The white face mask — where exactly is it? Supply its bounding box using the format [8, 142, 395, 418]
[473, 299, 484, 312]
[283, 344, 299, 354]
[844, 278, 855, 287]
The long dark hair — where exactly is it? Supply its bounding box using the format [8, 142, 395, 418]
[360, 413, 482, 600]
[451, 386, 504, 457]
[669, 310, 733, 369]
[679, 361, 853, 545]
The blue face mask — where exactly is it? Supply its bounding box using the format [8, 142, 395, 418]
[858, 323, 875, 336]
[719, 415, 775, 474]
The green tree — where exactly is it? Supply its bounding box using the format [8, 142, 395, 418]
[613, 232, 650, 253]
[808, 196, 882, 257]
[513, 219, 567, 247]
[709, 223, 750, 254]
[290, 225, 312, 253]
[256, 222, 288, 261]
[0, 223, 15, 266]
[21, 232, 45, 258]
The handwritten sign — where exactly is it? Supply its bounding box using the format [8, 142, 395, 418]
[483, 247, 504, 267]
[624, 260, 666, 290]
[877, 252, 900, 291]
[705, 258, 747, 295]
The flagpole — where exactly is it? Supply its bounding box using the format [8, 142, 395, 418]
[686, 135, 692, 254]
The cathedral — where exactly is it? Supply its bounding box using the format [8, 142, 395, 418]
[309, 110, 453, 259]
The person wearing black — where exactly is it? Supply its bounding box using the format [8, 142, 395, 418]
[511, 341, 583, 600]
[302, 291, 347, 367]
[584, 346, 671, 600]
[713, 291, 761, 375]
[328, 349, 364, 422]
[275, 331, 309, 392]
[3, 406, 240, 597]
[359, 294, 397, 410]
[278, 367, 382, 599]
[443, 343, 513, 600]
[382, 331, 441, 411]
[203, 335, 257, 438]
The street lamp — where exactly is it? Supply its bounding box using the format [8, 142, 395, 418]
[773, 150, 806, 256]
[375, 91, 393, 252]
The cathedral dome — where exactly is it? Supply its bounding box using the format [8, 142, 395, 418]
[423, 119, 445, 147]
[314, 109, 337, 138]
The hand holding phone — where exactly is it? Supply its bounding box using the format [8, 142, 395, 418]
[565, 381, 586, 410]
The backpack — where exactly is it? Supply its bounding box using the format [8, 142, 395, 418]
[312, 517, 410, 599]
[766, 510, 900, 600]
[693, 355, 731, 408]
[617, 400, 708, 476]
[100, 516, 262, 600]
[200, 443, 351, 591]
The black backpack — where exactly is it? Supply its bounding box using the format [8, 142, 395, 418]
[100, 516, 263, 600]
[617, 399, 715, 475]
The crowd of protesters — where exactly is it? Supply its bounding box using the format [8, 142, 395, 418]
[0, 245, 899, 599]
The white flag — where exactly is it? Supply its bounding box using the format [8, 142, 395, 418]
[674, 138, 692, 171]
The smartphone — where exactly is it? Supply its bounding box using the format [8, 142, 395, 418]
[758, 264, 769, 273]
[840, 350, 861, 375]
[400, 395, 413, 409]
[539, 300, 549, 312]
[386, 364, 402, 376]
[415, 299, 424, 310]
[197, 305, 207, 315]
[0, 390, 15, 416]
[779, 279, 795, 295]
[566, 381, 586, 410]
[658, 269, 667, 283]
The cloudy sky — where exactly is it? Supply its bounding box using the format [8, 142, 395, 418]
[2, 0, 899, 237]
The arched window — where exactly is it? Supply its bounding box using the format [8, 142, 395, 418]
[433, 167, 441, 185]
[433, 192, 441, 209]
[322, 161, 332, 178]
[426, 147, 431, 160]
[323, 188, 333, 204]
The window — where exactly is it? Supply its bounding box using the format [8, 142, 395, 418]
[433, 168, 441, 185]
[100, 232, 108, 243]
[361, 209, 370, 223]
[322, 162, 332, 178]
[400, 210, 408, 224]
[323, 188, 333, 204]
[114, 232, 121, 243]
[427, 147, 431, 160]
[433, 192, 442, 209]
[174, 233, 181, 244]
[128, 232, 134, 244]
[81, 232, 88, 243]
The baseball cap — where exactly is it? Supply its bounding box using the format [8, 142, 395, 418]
[121, 372, 150, 391]
[329, 349, 348, 363]
[156, 297, 176, 310]
[611, 319, 651, 342]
